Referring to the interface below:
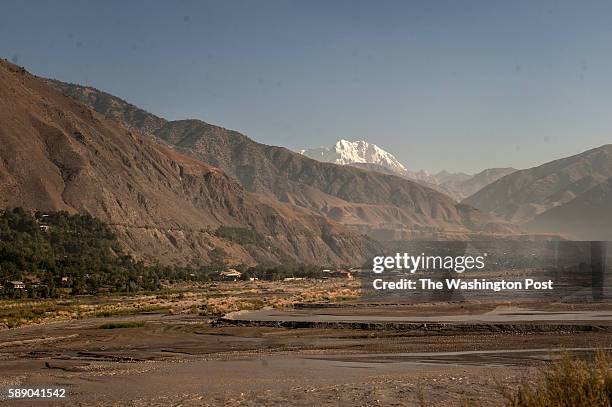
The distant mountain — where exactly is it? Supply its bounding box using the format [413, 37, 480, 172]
[301, 140, 440, 185]
[463, 145, 612, 239]
[433, 170, 472, 186]
[300, 140, 515, 201]
[301, 140, 409, 176]
[526, 177, 612, 240]
[345, 163, 462, 200]
[441, 168, 517, 201]
[49, 82, 518, 240]
[0, 59, 378, 267]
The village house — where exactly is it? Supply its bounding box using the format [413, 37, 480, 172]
[7, 281, 26, 290]
[323, 269, 353, 280]
[219, 269, 242, 281]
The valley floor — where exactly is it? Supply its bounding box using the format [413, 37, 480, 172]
[0, 284, 611, 406]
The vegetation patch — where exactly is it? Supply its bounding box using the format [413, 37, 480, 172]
[0, 208, 217, 298]
[94, 305, 170, 318]
[0, 209, 343, 300]
[499, 350, 612, 407]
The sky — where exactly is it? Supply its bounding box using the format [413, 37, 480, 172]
[2, 0, 612, 174]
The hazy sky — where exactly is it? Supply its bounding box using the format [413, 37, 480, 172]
[2, 1, 612, 173]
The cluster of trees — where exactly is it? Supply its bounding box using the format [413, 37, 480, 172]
[0, 209, 334, 299]
[0, 208, 206, 298]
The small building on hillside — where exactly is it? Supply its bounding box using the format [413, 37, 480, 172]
[7, 281, 26, 290]
[219, 269, 242, 281]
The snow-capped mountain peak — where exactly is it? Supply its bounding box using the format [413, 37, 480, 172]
[301, 139, 408, 174]
[300, 139, 503, 201]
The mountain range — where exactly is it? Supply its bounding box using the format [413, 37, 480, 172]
[463, 144, 612, 240]
[6, 56, 611, 272]
[313, 139, 612, 241]
[301, 140, 516, 200]
[48, 78, 518, 243]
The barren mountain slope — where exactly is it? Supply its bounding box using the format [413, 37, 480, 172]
[525, 176, 612, 240]
[0, 60, 376, 266]
[347, 162, 462, 199]
[463, 145, 612, 224]
[348, 164, 516, 201]
[47, 79, 166, 135]
[443, 167, 517, 200]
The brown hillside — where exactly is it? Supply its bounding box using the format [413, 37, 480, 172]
[463, 145, 612, 224]
[0, 59, 377, 266]
[526, 176, 612, 240]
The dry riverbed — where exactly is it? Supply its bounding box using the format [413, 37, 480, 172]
[0, 281, 611, 406]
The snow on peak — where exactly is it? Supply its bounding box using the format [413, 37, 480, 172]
[301, 140, 408, 175]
